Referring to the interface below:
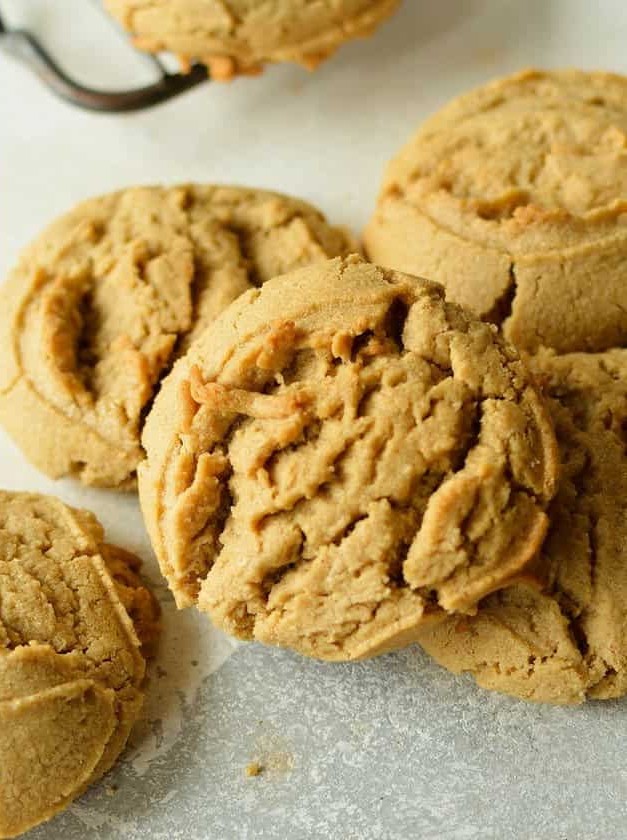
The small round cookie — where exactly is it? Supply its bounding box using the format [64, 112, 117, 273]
[139, 255, 558, 662]
[0, 490, 158, 838]
[105, 0, 400, 79]
[0, 185, 353, 489]
[417, 349, 627, 704]
[365, 69, 627, 354]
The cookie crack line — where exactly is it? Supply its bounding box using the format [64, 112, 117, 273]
[483, 261, 518, 327]
[189, 335, 472, 596]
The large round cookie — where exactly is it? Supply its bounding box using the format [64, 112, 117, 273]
[139, 255, 558, 661]
[0, 490, 158, 838]
[417, 349, 627, 704]
[105, 0, 399, 79]
[365, 69, 627, 353]
[0, 185, 352, 489]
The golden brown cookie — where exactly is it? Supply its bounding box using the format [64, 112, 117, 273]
[105, 0, 400, 79]
[0, 185, 353, 489]
[365, 69, 627, 353]
[0, 490, 159, 838]
[105, 544, 162, 659]
[417, 349, 627, 704]
[139, 255, 558, 662]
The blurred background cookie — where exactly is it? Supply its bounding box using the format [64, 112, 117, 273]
[0, 185, 353, 489]
[140, 255, 558, 661]
[417, 349, 627, 704]
[365, 69, 627, 353]
[0, 490, 159, 837]
[105, 0, 400, 79]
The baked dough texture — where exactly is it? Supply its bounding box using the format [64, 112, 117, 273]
[0, 490, 158, 838]
[0, 185, 352, 489]
[105, 0, 400, 79]
[417, 349, 627, 705]
[365, 69, 627, 353]
[139, 255, 558, 661]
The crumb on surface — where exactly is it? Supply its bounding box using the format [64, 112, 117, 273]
[245, 762, 264, 777]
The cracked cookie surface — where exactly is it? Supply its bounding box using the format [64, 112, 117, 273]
[0, 490, 159, 838]
[105, 0, 400, 78]
[0, 185, 352, 488]
[139, 255, 558, 661]
[365, 68, 627, 353]
[417, 349, 627, 704]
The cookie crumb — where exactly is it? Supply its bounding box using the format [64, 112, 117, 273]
[245, 762, 264, 777]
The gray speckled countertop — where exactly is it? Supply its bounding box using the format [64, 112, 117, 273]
[2, 1, 627, 837]
[27, 638, 627, 840]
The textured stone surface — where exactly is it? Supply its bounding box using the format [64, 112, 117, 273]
[25, 642, 627, 840]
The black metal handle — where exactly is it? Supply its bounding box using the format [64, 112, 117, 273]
[0, 13, 208, 113]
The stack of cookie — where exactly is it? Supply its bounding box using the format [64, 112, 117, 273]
[0, 64, 626, 837]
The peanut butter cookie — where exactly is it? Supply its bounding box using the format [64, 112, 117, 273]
[0, 185, 353, 488]
[365, 69, 627, 353]
[417, 349, 627, 704]
[0, 490, 159, 838]
[139, 255, 558, 661]
[105, 0, 400, 79]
